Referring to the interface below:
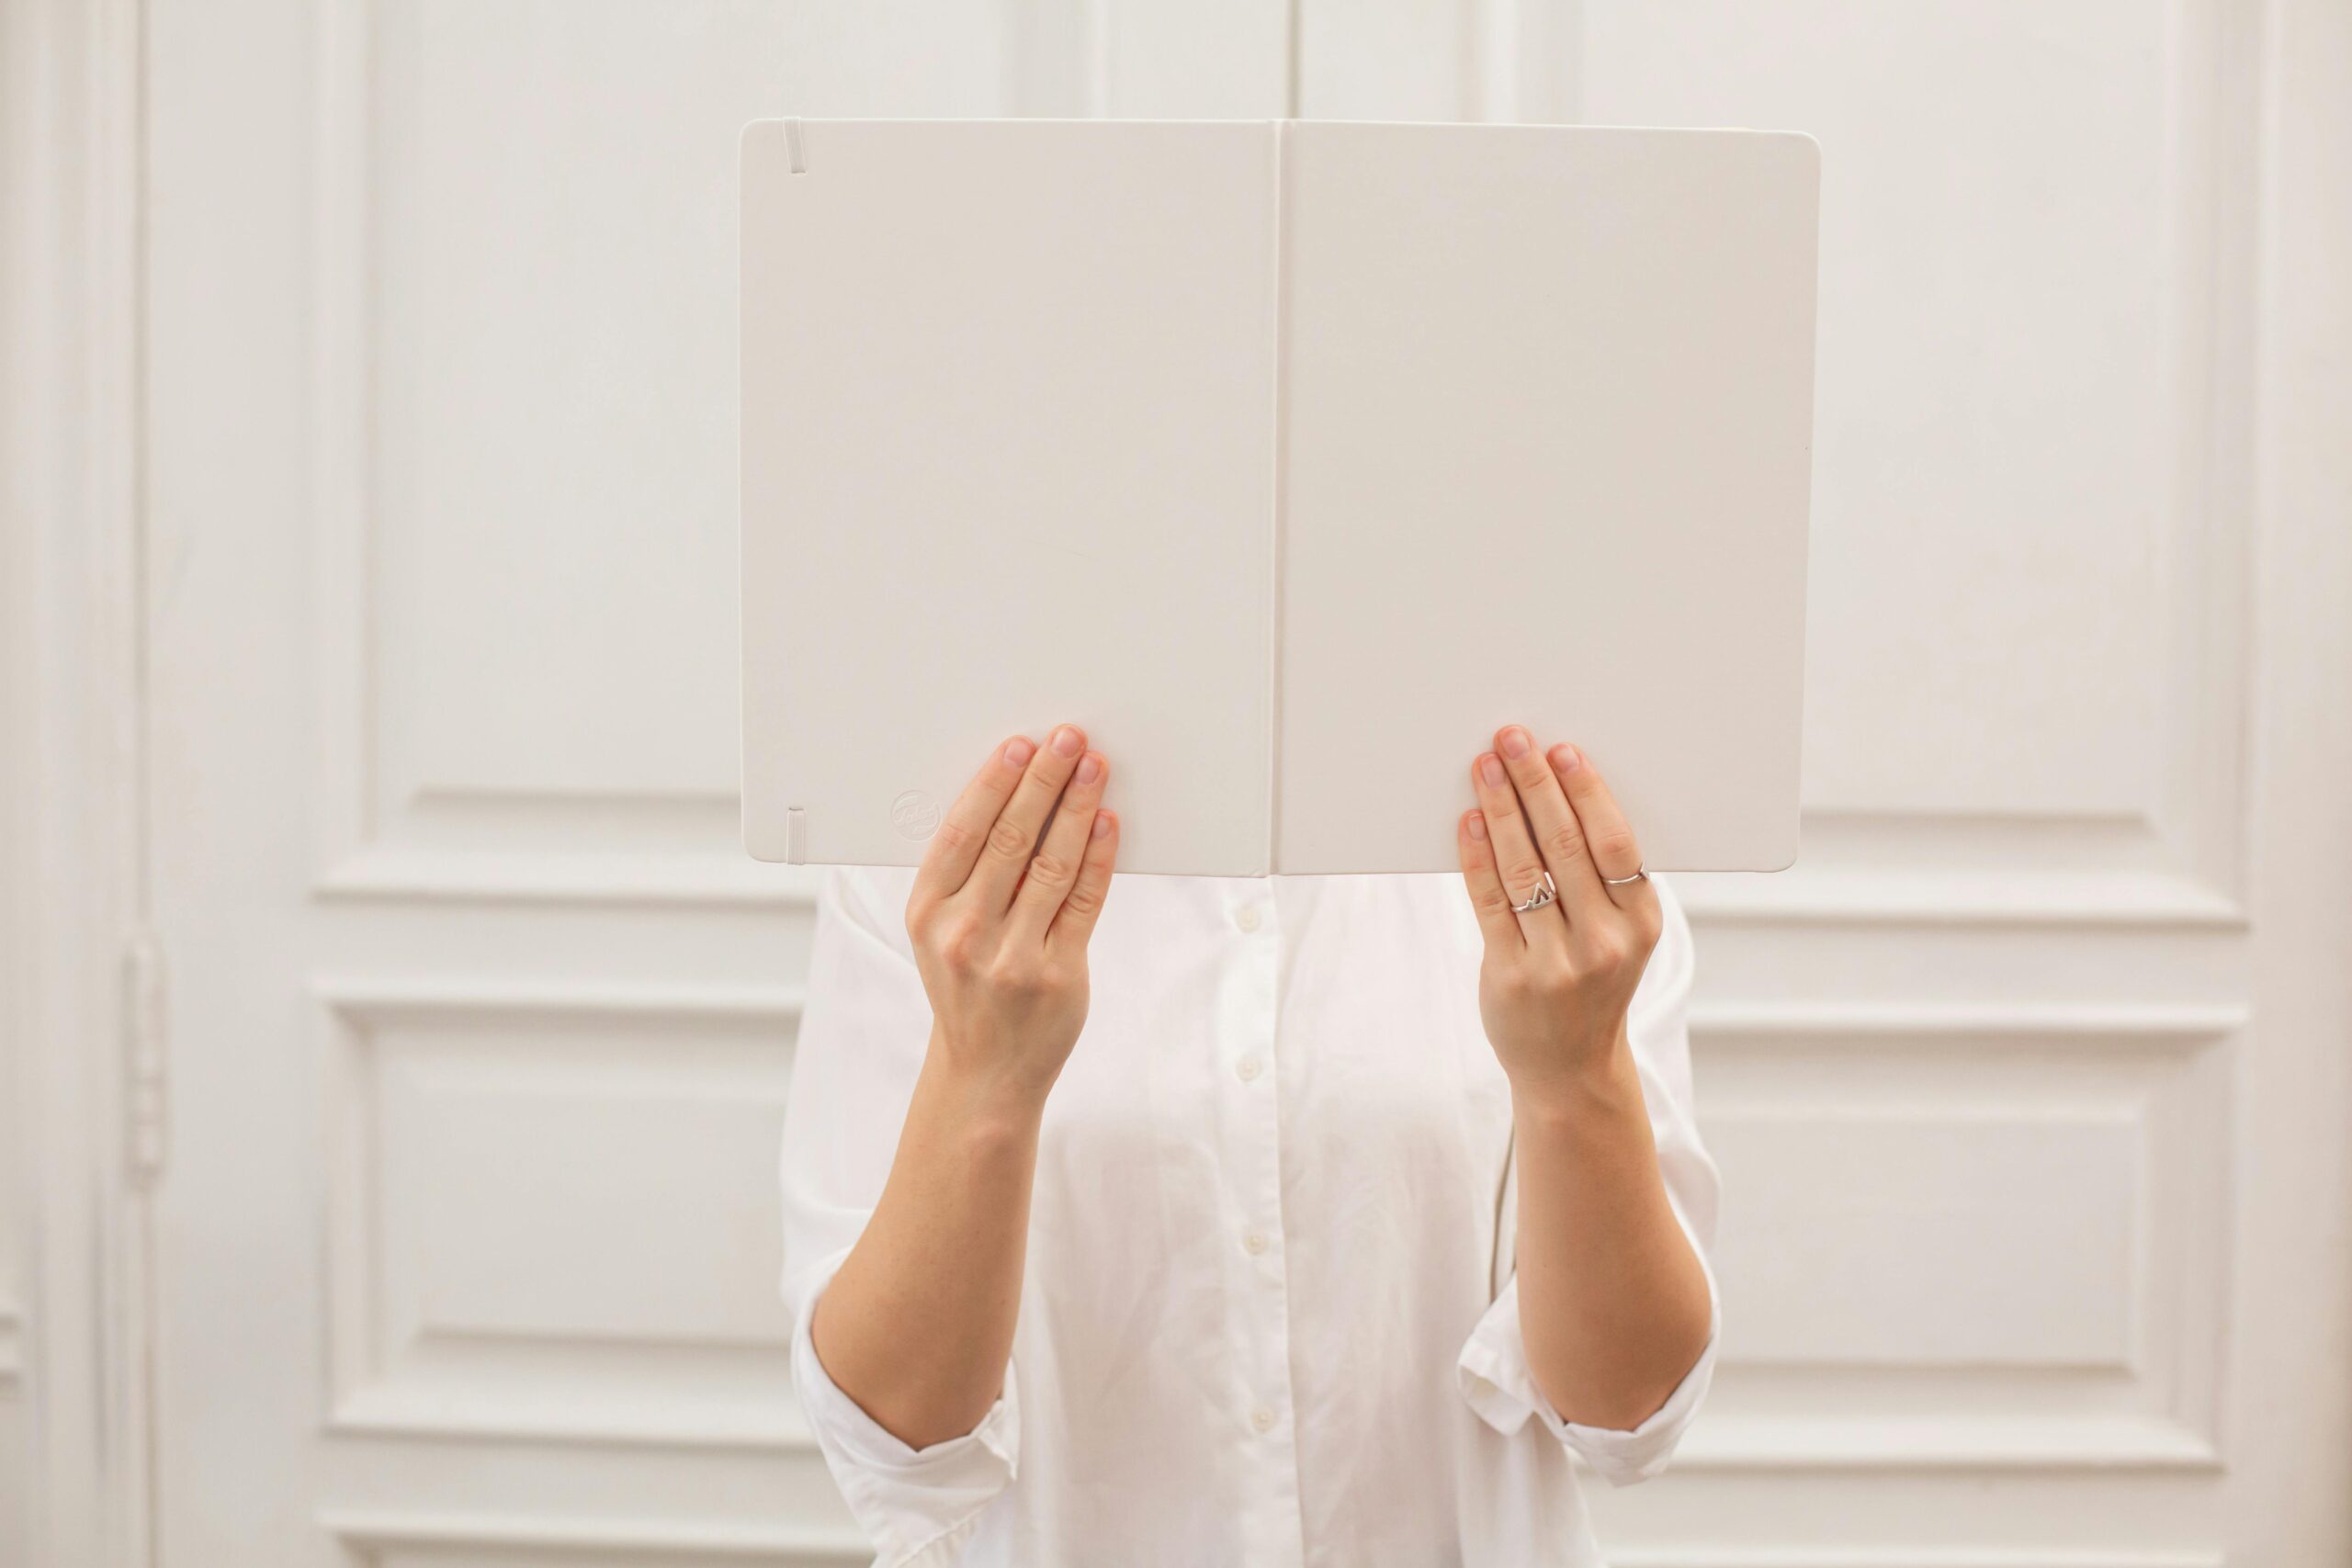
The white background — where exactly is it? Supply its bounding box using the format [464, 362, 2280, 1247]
[4, 2, 2349, 1564]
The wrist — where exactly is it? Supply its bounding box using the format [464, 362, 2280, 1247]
[922, 1027, 1057, 1133]
[1508, 1025, 1642, 1129]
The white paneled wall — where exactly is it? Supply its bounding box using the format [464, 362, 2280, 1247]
[6, 1, 2346, 1565]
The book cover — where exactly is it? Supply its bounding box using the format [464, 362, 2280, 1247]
[741, 119, 1816, 874]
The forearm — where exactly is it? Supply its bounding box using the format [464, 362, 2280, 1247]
[811, 1034, 1046, 1449]
[1510, 1027, 1713, 1431]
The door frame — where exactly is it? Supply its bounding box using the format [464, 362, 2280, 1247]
[2231, 0, 2352, 1555]
[2, 0, 155, 1561]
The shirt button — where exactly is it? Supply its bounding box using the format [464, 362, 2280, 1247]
[1243, 1231, 1270, 1256]
[1235, 904, 1262, 933]
[1250, 1406, 1276, 1434]
[1235, 1055, 1263, 1083]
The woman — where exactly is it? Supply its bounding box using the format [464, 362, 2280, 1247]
[779, 721, 1719, 1567]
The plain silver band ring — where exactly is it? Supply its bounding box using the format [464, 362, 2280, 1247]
[1510, 872, 1556, 914]
[1602, 865, 1647, 886]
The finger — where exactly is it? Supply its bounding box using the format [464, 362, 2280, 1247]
[1457, 808, 1524, 950]
[1009, 750, 1109, 944]
[914, 733, 1036, 903]
[966, 722, 1088, 915]
[1047, 807, 1120, 953]
[1471, 750, 1567, 946]
[1495, 724, 1610, 925]
[1550, 743, 1661, 929]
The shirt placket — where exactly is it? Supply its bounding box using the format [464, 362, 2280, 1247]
[1219, 881, 1306, 1568]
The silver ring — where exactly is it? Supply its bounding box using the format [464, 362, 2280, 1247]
[1510, 871, 1556, 914]
[1602, 864, 1647, 886]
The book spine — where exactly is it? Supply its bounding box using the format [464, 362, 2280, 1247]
[1265, 118, 1290, 877]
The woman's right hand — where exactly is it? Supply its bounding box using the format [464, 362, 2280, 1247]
[904, 724, 1119, 1116]
[813, 725, 1117, 1449]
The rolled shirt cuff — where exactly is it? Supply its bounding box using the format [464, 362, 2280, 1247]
[1455, 1203, 1721, 1487]
[789, 1250, 1020, 1564]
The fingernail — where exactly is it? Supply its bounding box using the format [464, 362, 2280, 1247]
[1552, 743, 1582, 773]
[1076, 754, 1102, 784]
[1004, 737, 1035, 767]
[1479, 754, 1506, 787]
[1052, 725, 1084, 759]
[1466, 811, 1488, 842]
[1091, 809, 1113, 840]
[1499, 728, 1530, 760]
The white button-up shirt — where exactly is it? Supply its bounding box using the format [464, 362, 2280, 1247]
[780, 864, 1721, 1568]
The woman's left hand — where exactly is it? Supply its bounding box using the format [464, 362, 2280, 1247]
[1456, 725, 1664, 1101]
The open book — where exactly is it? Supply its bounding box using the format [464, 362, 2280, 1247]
[741, 119, 1818, 875]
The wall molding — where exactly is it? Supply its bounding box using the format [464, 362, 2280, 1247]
[314, 979, 809, 1453]
[1688, 1001, 2245, 1046]
[309, 814, 2256, 922]
[1690, 996, 2231, 1468]
[315, 845, 818, 908]
[319, 1507, 2225, 1568]
[1609, 1551, 2222, 1568]
[314, 979, 808, 1027]
[1670, 1410, 2220, 1475]
[319, 1508, 867, 1565]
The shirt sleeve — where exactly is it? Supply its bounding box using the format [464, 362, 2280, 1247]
[1454, 872, 1724, 1487]
[780, 864, 1021, 1565]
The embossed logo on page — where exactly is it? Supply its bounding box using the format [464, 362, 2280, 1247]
[891, 789, 942, 840]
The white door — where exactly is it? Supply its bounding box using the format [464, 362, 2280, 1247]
[141, 3, 2350, 1566]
